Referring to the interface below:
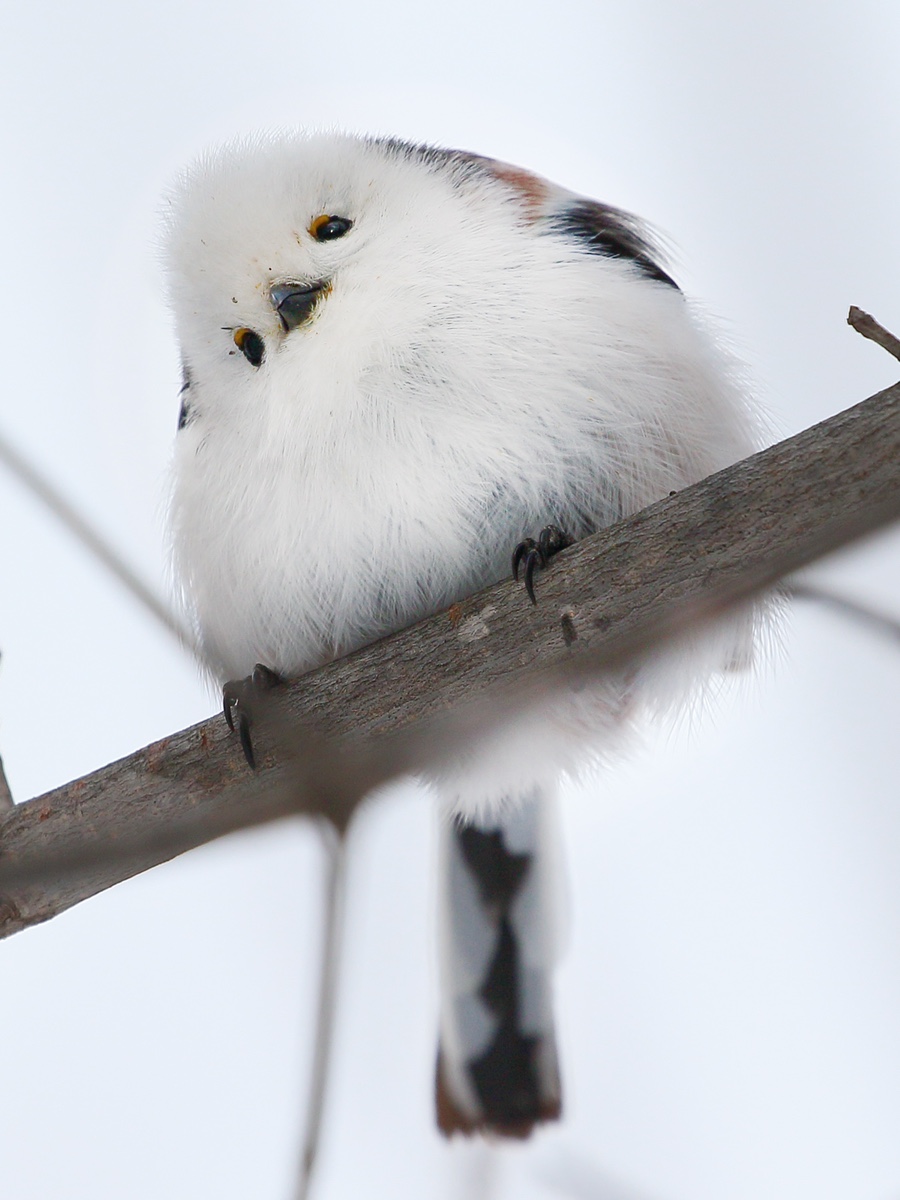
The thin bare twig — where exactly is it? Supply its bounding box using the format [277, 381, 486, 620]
[0, 653, 15, 811]
[0, 754, 13, 813]
[786, 582, 900, 646]
[2, 380, 900, 936]
[848, 306, 900, 364]
[294, 822, 349, 1200]
[453, 1144, 500, 1200]
[0, 427, 201, 661]
[535, 1148, 664, 1199]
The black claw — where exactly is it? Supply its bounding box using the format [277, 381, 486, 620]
[223, 683, 239, 731]
[221, 664, 283, 772]
[511, 525, 574, 605]
[252, 663, 283, 690]
[538, 524, 572, 559]
[512, 538, 536, 583]
[524, 550, 539, 605]
[238, 712, 256, 770]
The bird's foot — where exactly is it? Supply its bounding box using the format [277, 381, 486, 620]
[512, 525, 574, 605]
[223, 663, 283, 770]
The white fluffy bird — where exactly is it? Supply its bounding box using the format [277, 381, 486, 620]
[164, 132, 760, 1138]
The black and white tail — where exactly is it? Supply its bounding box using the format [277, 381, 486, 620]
[435, 790, 562, 1137]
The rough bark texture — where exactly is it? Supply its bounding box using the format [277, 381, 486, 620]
[848, 306, 900, 363]
[1, 380, 899, 938]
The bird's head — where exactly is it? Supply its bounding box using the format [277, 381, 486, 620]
[163, 133, 559, 440]
[164, 130, 675, 460]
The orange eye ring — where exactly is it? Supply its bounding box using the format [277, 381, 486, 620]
[309, 214, 353, 242]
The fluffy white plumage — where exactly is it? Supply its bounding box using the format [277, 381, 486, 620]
[163, 131, 762, 1137]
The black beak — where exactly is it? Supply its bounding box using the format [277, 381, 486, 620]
[269, 280, 329, 332]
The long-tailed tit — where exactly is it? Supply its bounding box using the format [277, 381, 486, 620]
[164, 133, 761, 1137]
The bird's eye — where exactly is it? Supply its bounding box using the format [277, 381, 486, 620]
[309, 214, 353, 242]
[233, 327, 265, 367]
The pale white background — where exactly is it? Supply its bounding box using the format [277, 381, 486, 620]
[2, 3, 900, 1198]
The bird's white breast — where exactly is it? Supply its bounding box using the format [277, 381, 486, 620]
[165, 135, 757, 685]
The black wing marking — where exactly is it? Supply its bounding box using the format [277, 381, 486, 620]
[372, 137, 678, 289]
[177, 364, 194, 431]
[548, 200, 679, 289]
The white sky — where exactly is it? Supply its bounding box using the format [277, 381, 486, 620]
[2, 3, 900, 1198]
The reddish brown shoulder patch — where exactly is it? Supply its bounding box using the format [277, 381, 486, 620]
[487, 164, 550, 221]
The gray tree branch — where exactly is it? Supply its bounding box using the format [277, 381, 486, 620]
[848, 306, 900, 363]
[2, 379, 900, 939]
[787, 583, 900, 646]
[0, 753, 14, 813]
[0, 427, 200, 659]
[294, 823, 349, 1200]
